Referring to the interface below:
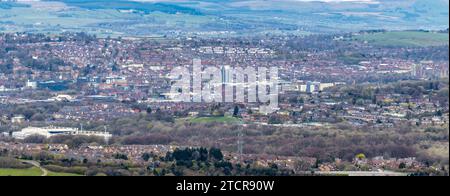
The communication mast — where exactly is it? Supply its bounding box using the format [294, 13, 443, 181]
[237, 126, 244, 164]
[104, 126, 109, 145]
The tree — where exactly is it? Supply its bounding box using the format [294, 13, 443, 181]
[23, 135, 47, 144]
[146, 107, 152, 114]
[0, 157, 29, 169]
[199, 148, 208, 162]
[299, 97, 305, 104]
[294, 160, 312, 172]
[21, 108, 37, 120]
[209, 148, 223, 161]
[248, 109, 253, 114]
[233, 106, 240, 117]
[172, 148, 193, 161]
[31, 113, 46, 121]
[355, 153, 366, 160]
[142, 153, 152, 162]
[113, 153, 129, 160]
[268, 115, 283, 124]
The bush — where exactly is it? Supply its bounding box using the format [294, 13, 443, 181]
[43, 165, 87, 175]
[24, 135, 47, 144]
[0, 157, 32, 169]
[49, 135, 105, 148]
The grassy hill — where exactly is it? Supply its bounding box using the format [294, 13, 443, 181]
[1, 0, 448, 37]
[188, 116, 242, 124]
[353, 31, 449, 47]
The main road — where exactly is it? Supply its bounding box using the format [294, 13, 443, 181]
[315, 170, 409, 176]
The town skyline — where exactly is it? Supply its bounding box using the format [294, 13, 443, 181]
[0, 0, 448, 177]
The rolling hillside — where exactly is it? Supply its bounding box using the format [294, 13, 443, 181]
[0, 0, 448, 37]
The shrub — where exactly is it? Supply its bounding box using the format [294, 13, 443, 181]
[0, 157, 32, 169]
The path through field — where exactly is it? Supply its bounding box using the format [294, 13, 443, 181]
[22, 160, 48, 176]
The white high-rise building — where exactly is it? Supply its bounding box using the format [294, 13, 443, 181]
[221, 65, 232, 84]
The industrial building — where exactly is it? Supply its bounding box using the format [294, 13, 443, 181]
[12, 126, 112, 141]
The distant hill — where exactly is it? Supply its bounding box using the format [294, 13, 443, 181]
[0, 0, 448, 37]
[352, 30, 449, 47]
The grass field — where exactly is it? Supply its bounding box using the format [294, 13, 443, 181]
[353, 31, 449, 47]
[0, 167, 82, 176]
[188, 116, 242, 124]
[0, 167, 43, 176]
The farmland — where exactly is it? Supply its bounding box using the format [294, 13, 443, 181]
[353, 31, 449, 47]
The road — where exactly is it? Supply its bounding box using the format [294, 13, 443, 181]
[21, 160, 48, 176]
[315, 170, 409, 176]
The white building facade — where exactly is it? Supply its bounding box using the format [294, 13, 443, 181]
[13, 126, 112, 141]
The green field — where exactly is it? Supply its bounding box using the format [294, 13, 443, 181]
[353, 31, 449, 47]
[0, 167, 43, 176]
[188, 116, 242, 124]
[0, 167, 82, 176]
[0, 6, 220, 38]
